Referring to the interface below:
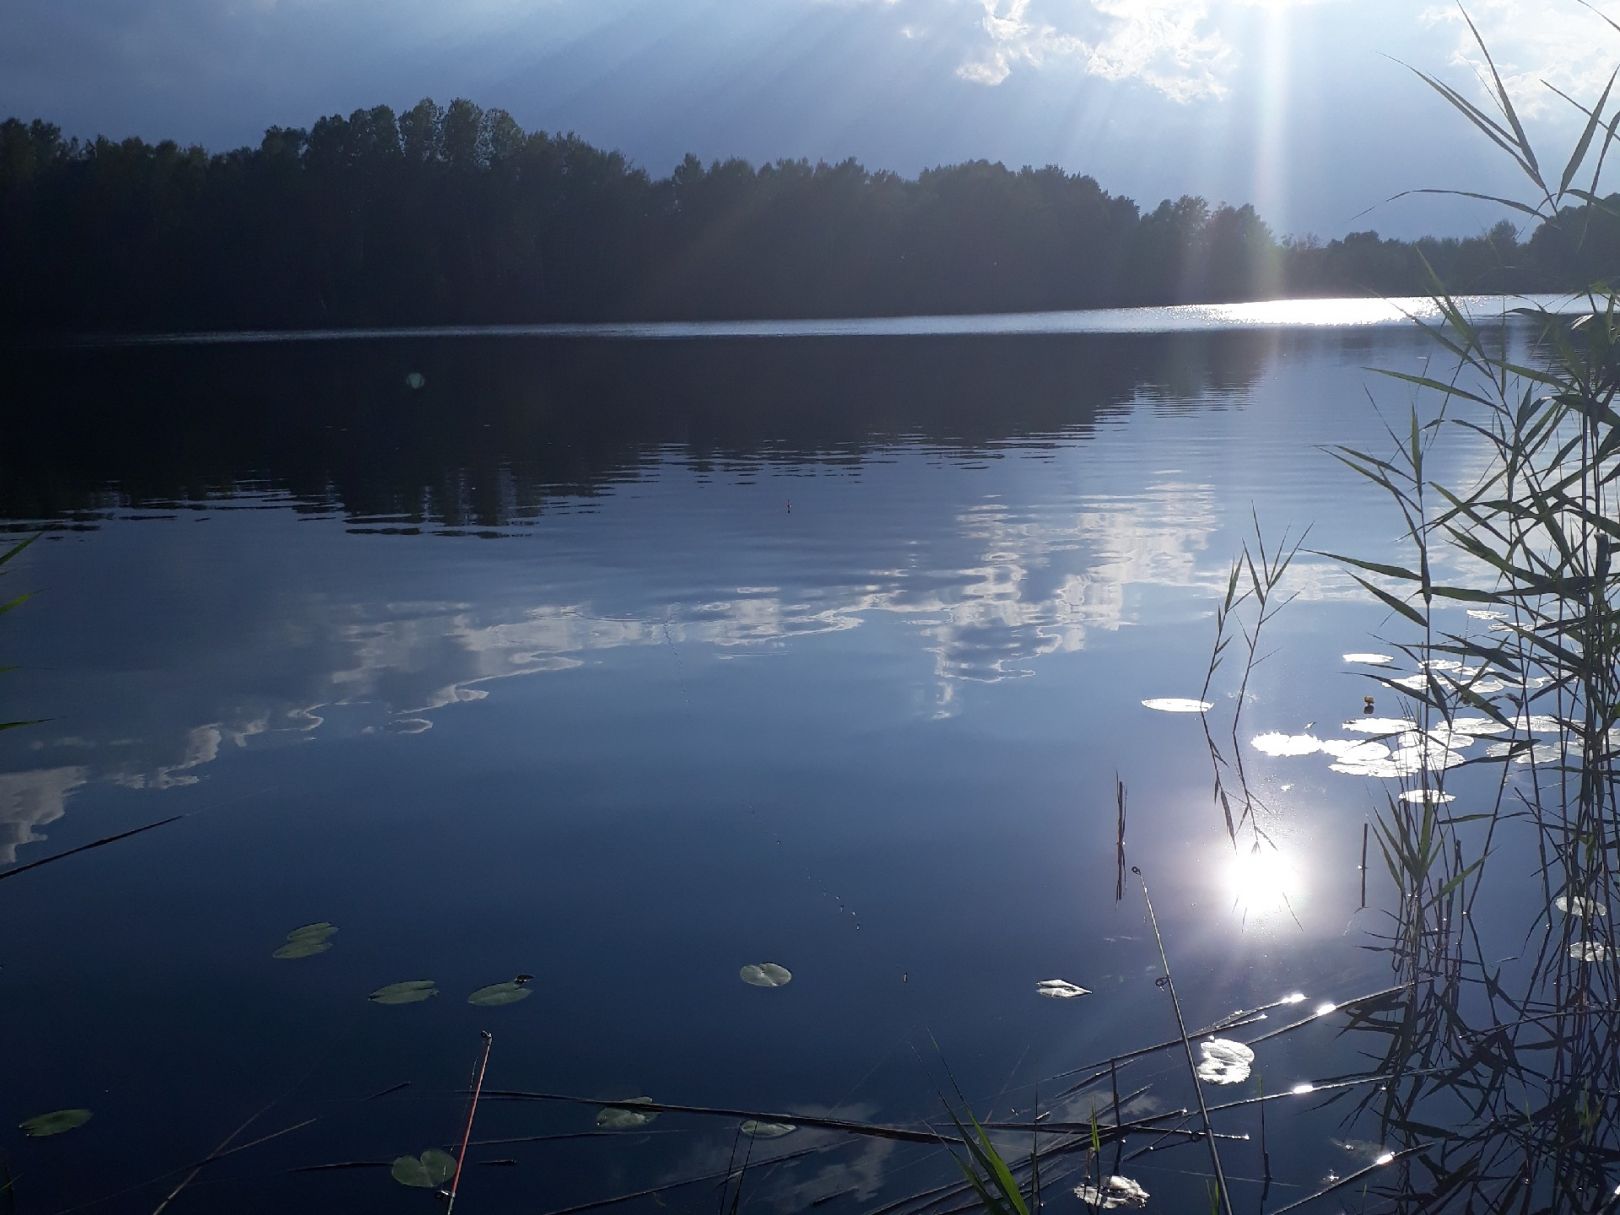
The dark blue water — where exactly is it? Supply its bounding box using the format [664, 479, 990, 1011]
[0, 307, 1550, 1212]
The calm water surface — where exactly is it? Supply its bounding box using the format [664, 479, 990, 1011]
[0, 301, 1551, 1211]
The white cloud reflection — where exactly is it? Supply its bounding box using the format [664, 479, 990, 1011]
[0, 468, 1228, 853]
[0, 766, 87, 864]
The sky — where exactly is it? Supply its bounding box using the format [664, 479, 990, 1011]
[4, 0, 1620, 239]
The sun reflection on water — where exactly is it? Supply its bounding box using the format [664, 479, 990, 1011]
[1223, 843, 1305, 922]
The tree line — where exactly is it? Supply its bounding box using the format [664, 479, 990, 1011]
[2, 99, 1617, 332]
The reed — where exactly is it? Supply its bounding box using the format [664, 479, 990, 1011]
[1299, 13, 1620, 1207]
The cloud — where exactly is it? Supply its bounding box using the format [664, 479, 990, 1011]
[1421, 1, 1620, 122]
[950, 0, 1234, 99]
[818, 0, 1265, 100]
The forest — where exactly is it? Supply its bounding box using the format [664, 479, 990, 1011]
[3, 98, 1618, 332]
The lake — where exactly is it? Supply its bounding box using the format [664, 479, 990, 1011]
[0, 297, 1597, 1212]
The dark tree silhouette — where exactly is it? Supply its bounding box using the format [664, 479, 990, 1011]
[0, 103, 1604, 334]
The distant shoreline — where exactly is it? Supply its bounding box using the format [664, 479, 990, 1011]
[6, 293, 1582, 349]
[4, 102, 1604, 337]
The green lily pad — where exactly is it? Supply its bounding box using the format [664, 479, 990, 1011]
[20, 1109, 92, 1138]
[273, 922, 337, 959]
[739, 963, 792, 988]
[390, 1148, 456, 1188]
[741, 1119, 796, 1139]
[273, 939, 332, 959]
[468, 977, 533, 1007]
[596, 1098, 657, 1129]
[370, 980, 439, 1005]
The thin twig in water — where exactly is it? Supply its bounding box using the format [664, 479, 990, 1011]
[446, 1031, 494, 1214]
[1134, 865, 1233, 1215]
[0, 816, 183, 883]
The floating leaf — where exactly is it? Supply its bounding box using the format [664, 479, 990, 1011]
[1449, 716, 1510, 736]
[1250, 732, 1323, 757]
[404, 372, 427, 390]
[1140, 698, 1212, 713]
[1075, 1175, 1149, 1209]
[596, 1098, 657, 1129]
[20, 1109, 91, 1138]
[1342, 718, 1416, 735]
[469, 978, 533, 1007]
[1342, 653, 1394, 665]
[1514, 714, 1565, 735]
[740, 1120, 797, 1138]
[1035, 979, 1090, 999]
[739, 963, 792, 988]
[1484, 739, 1565, 765]
[1195, 1038, 1254, 1085]
[273, 938, 332, 960]
[1569, 941, 1611, 963]
[273, 922, 337, 960]
[390, 1148, 455, 1188]
[1556, 895, 1607, 919]
[370, 980, 439, 1005]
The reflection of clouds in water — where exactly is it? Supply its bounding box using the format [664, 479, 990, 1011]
[110, 722, 250, 791]
[0, 472, 1225, 850]
[0, 766, 87, 863]
[331, 479, 1227, 724]
[915, 483, 1222, 699]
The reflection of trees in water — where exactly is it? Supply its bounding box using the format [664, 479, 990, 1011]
[2, 330, 1297, 528]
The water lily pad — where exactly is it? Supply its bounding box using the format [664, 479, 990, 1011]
[1555, 895, 1607, 919]
[1397, 789, 1455, 804]
[1250, 732, 1323, 757]
[391, 1148, 455, 1188]
[469, 978, 533, 1007]
[1035, 979, 1090, 999]
[1140, 698, 1213, 713]
[1075, 1175, 1149, 1209]
[741, 1119, 797, 1138]
[739, 963, 792, 988]
[1195, 1038, 1254, 1085]
[596, 1098, 657, 1129]
[273, 938, 333, 959]
[1342, 718, 1416, 735]
[1569, 941, 1611, 963]
[20, 1109, 92, 1138]
[1484, 739, 1565, 765]
[1323, 739, 1395, 776]
[1514, 714, 1565, 735]
[370, 980, 439, 1005]
[1449, 716, 1510, 736]
[1343, 653, 1394, 665]
[273, 922, 337, 959]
